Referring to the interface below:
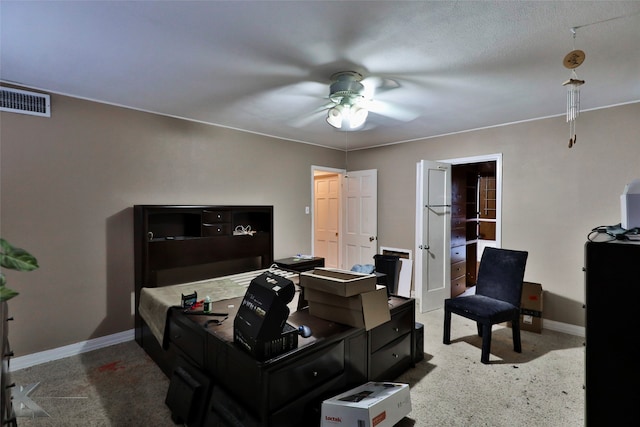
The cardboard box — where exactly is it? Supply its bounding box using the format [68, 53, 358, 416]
[321, 382, 411, 427]
[517, 282, 543, 333]
[300, 268, 377, 297]
[306, 285, 391, 330]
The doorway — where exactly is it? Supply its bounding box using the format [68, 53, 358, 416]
[311, 166, 379, 270]
[450, 159, 499, 297]
[312, 167, 343, 268]
[415, 153, 502, 313]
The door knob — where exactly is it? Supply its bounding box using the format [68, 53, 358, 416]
[369, 236, 376, 242]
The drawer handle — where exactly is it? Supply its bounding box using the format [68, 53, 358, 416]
[312, 371, 318, 377]
[392, 353, 399, 358]
[393, 327, 399, 333]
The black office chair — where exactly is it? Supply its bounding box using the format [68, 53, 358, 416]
[443, 247, 528, 364]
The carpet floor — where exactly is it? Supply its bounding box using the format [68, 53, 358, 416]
[10, 308, 584, 426]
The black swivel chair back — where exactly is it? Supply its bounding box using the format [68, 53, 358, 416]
[443, 247, 528, 364]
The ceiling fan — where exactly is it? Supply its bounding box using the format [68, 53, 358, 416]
[273, 61, 426, 131]
[325, 71, 369, 129]
[324, 71, 416, 130]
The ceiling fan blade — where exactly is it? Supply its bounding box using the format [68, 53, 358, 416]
[288, 101, 334, 127]
[361, 76, 401, 99]
[363, 99, 420, 122]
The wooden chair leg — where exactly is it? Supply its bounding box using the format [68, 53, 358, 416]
[443, 308, 452, 345]
[480, 323, 492, 364]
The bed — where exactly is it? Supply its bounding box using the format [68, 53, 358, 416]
[138, 267, 298, 351]
[133, 205, 415, 426]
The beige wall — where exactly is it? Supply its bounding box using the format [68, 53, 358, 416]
[0, 93, 343, 356]
[348, 102, 640, 328]
[2, 88, 638, 357]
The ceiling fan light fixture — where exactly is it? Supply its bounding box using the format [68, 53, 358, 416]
[326, 72, 371, 129]
[327, 105, 344, 128]
[328, 71, 365, 104]
[349, 105, 368, 128]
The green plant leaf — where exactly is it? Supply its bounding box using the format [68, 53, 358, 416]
[0, 286, 19, 302]
[0, 238, 39, 272]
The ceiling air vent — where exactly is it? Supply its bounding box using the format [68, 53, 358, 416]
[0, 86, 51, 117]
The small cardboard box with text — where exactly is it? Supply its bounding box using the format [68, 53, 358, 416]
[321, 382, 411, 427]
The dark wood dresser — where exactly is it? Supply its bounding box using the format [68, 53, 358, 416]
[167, 295, 415, 426]
[169, 297, 368, 426]
[368, 296, 415, 381]
[584, 240, 639, 426]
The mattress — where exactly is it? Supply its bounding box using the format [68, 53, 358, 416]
[138, 267, 297, 346]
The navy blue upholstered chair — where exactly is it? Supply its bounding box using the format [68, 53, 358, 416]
[443, 247, 528, 364]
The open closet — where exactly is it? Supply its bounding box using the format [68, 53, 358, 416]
[450, 161, 497, 297]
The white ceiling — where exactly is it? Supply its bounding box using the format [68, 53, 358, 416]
[2, 1, 639, 151]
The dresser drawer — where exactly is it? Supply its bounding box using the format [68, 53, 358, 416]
[451, 245, 466, 264]
[370, 307, 413, 354]
[451, 226, 466, 247]
[451, 260, 466, 280]
[451, 202, 466, 217]
[202, 210, 231, 224]
[370, 333, 412, 381]
[451, 215, 466, 228]
[451, 275, 467, 297]
[168, 317, 205, 367]
[269, 340, 344, 411]
[202, 223, 231, 236]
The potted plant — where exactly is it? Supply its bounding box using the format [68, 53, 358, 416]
[0, 238, 39, 302]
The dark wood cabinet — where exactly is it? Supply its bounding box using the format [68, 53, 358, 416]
[450, 162, 496, 296]
[451, 166, 477, 297]
[367, 296, 415, 381]
[1, 302, 16, 427]
[584, 241, 640, 426]
[450, 168, 469, 297]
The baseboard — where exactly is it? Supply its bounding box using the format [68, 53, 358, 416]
[9, 319, 584, 371]
[10, 329, 135, 371]
[543, 319, 585, 337]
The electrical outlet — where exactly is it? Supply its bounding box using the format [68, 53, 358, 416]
[305, 206, 310, 214]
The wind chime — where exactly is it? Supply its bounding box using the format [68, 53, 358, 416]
[562, 28, 585, 148]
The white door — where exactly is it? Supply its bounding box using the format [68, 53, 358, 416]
[314, 174, 340, 268]
[342, 169, 378, 270]
[415, 160, 451, 312]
